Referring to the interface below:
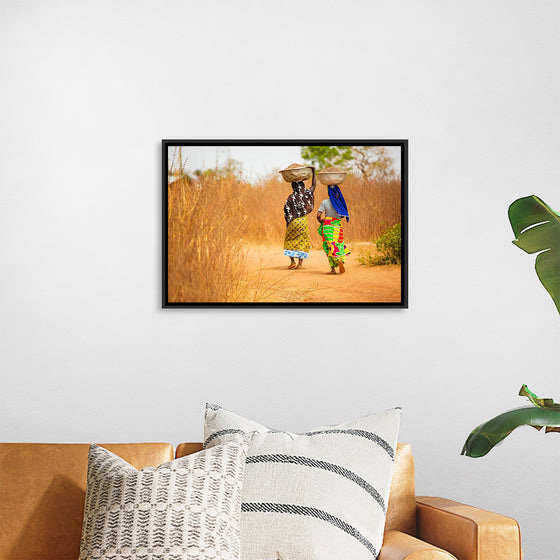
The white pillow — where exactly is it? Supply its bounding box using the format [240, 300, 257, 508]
[79, 441, 249, 560]
[204, 404, 401, 560]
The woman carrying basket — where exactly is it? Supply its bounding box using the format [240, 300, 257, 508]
[316, 167, 350, 274]
[279, 163, 317, 270]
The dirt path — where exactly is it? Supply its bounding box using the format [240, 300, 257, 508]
[244, 243, 401, 303]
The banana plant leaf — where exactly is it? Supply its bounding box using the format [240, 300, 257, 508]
[508, 195, 560, 314]
[519, 384, 560, 409]
[461, 386, 560, 458]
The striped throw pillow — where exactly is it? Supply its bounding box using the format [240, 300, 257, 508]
[204, 405, 401, 560]
[79, 441, 249, 560]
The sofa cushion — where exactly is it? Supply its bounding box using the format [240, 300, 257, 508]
[78, 441, 248, 560]
[175, 442, 417, 537]
[0, 443, 173, 560]
[385, 443, 416, 536]
[204, 404, 401, 560]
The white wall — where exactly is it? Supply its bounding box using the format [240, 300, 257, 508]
[1, 1, 559, 557]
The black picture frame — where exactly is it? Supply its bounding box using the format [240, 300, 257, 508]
[162, 139, 408, 308]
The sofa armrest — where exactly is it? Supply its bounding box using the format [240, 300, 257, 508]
[416, 496, 522, 560]
[379, 530, 457, 560]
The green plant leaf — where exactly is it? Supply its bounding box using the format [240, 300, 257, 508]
[519, 384, 560, 409]
[508, 195, 560, 314]
[461, 406, 560, 458]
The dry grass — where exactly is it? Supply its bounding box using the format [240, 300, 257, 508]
[168, 176, 250, 303]
[167, 172, 401, 302]
[242, 173, 401, 246]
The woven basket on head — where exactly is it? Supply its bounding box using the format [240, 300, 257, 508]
[317, 166, 347, 185]
[279, 163, 313, 183]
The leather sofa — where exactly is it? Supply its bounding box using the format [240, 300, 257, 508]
[0, 442, 522, 560]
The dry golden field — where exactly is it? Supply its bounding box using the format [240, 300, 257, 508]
[167, 173, 401, 303]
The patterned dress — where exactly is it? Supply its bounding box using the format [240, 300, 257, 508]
[284, 216, 311, 259]
[283, 181, 314, 259]
[318, 217, 349, 266]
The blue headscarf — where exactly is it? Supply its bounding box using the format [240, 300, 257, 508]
[328, 185, 349, 222]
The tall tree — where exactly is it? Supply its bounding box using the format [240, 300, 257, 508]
[350, 146, 395, 178]
[300, 146, 353, 169]
[301, 145, 395, 178]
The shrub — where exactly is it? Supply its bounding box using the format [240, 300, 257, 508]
[359, 223, 401, 266]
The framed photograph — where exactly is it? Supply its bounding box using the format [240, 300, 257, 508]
[162, 140, 407, 308]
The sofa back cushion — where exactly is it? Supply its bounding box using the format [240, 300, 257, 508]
[385, 443, 416, 535]
[0, 443, 173, 560]
[175, 441, 416, 537]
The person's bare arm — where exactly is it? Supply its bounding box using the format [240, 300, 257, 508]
[309, 166, 316, 193]
[317, 210, 324, 223]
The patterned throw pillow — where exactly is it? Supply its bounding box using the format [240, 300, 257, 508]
[79, 441, 248, 560]
[204, 405, 401, 560]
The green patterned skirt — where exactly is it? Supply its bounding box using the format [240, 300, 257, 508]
[318, 217, 348, 266]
